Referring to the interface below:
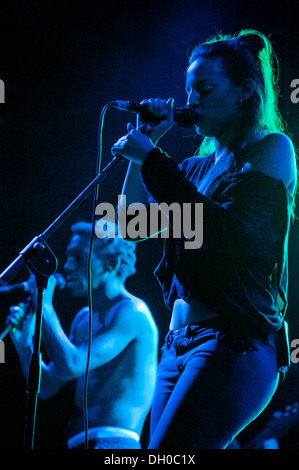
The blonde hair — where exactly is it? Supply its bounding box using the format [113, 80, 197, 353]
[71, 221, 137, 281]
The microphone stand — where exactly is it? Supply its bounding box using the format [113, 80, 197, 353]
[0, 154, 124, 449]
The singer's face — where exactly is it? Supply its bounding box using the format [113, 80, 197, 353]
[185, 56, 242, 142]
[64, 235, 105, 297]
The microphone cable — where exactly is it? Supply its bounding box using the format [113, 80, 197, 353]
[82, 99, 173, 447]
[83, 102, 110, 449]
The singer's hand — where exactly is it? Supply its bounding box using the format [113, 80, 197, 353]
[43, 274, 57, 307]
[6, 302, 27, 331]
[111, 124, 156, 164]
[8, 303, 35, 347]
[138, 98, 174, 144]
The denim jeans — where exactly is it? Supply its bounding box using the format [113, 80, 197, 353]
[148, 325, 279, 449]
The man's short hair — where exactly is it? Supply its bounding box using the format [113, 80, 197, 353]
[70, 221, 137, 281]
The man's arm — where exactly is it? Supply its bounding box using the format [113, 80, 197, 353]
[41, 278, 148, 381]
[8, 306, 67, 399]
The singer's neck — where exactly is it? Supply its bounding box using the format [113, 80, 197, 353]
[91, 280, 129, 321]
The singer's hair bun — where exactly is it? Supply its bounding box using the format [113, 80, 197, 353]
[188, 28, 272, 64]
[236, 30, 268, 58]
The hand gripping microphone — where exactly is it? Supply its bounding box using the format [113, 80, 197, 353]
[0, 274, 66, 340]
[109, 100, 200, 128]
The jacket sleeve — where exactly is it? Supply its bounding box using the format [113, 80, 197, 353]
[140, 147, 290, 262]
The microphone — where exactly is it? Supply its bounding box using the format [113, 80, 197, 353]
[0, 273, 66, 295]
[109, 100, 200, 128]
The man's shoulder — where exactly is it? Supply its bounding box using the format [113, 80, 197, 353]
[110, 296, 158, 335]
[112, 295, 151, 319]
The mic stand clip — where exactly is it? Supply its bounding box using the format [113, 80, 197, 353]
[22, 240, 58, 450]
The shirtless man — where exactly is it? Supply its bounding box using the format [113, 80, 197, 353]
[9, 220, 158, 449]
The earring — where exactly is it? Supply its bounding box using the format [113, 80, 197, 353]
[239, 98, 244, 108]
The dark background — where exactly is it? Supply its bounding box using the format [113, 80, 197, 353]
[0, 0, 298, 450]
